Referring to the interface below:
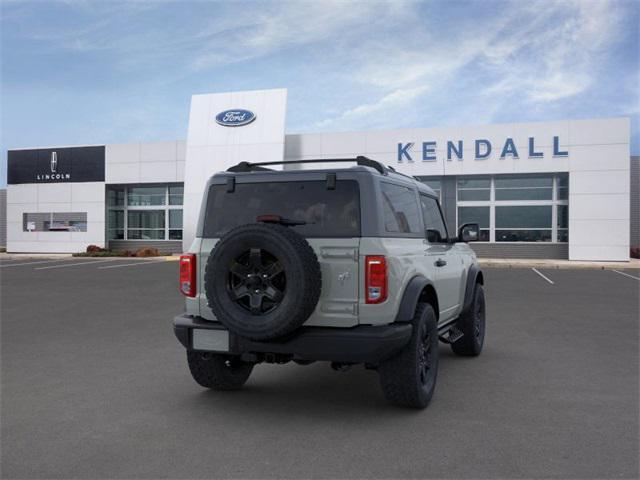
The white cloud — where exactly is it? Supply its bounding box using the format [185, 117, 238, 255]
[307, 0, 628, 130]
[3, 0, 635, 141]
[313, 85, 429, 129]
[188, 1, 412, 71]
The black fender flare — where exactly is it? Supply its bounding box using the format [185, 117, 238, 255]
[461, 264, 483, 316]
[394, 276, 436, 323]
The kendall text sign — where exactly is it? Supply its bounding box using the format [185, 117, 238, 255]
[397, 136, 568, 163]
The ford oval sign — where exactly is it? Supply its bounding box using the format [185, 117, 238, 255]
[215, 109, 256, 127]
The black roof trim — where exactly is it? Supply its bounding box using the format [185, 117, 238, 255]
[226, 156, 386, 175]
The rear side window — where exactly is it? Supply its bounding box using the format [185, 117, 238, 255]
[380, 182, 422, 234]
[420, 195, 448, 243]
[203, 180, 360, 238]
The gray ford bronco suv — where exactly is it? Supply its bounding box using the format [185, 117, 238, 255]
[173, 157, 485, 408]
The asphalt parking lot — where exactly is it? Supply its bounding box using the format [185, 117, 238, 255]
[1, 258, 638, 479]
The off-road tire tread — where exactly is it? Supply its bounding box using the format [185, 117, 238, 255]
[378, 303, 438, 408]
[451, 283, 485, 356]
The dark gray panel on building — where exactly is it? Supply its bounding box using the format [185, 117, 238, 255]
[8, 146, 105, 184]
[0, 189, 6, 247]
[630, 156, 639, 248]
[441, 177, 457, 234]
[108, 240, 182, 255]
[470, 243, 568, 259]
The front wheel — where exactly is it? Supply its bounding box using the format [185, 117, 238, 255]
[378, 303, 439, 408]
[187, 351, 254, 390]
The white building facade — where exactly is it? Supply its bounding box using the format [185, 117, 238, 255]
[5, 88, 634, 261]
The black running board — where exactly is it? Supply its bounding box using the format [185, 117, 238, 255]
[437, 317, 463, 344]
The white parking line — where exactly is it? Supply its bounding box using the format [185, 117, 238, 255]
[34, 259, 118, 270]
[532, 268, 555, 284]
[98, 260, 167, 269]
[0, 259, 70, 268]
[612, 269, 640, 281]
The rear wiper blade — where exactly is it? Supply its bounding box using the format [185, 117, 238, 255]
[256, 215, 307, 226]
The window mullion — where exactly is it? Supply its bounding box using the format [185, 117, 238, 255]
[124, 188, 128, 240]
[552, 176, 558, 242]
[490, 177, 495, 242]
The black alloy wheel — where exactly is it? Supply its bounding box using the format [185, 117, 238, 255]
[418, 326, 433, 387]
[205, 223, 321, 340]
[228, 248, 286, 315]
[474, 290, 485, 340]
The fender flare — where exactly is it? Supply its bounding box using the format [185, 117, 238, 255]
[461, 264, 483, 316]
[394, 276, 435, 323]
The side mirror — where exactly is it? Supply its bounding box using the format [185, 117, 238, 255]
[458, 223, 480, 242]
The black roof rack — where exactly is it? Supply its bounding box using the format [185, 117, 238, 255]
[226, 156, 386, 175]
[387, 165, 421, 182]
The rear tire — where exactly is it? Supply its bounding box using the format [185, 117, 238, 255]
[187, 351, 253, 390]
[451, 283, 486, 356]
[378, 303, 439, 408]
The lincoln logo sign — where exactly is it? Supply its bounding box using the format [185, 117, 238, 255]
[37, 151, 70, 181]
[215, 109, 256, 127]
[397, 136, 568, 162]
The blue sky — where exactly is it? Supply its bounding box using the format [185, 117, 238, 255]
[1, 0, 638, 186]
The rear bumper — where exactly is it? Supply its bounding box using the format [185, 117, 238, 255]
[173, 314, 412, 364]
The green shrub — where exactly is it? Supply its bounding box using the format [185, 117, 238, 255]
[72, 247, 162, 257]
[73, 251, 123, 257]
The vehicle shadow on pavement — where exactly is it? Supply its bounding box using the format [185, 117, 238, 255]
[177, 346, 471, 418]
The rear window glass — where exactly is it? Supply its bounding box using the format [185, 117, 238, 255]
[203, 180, 360, 238]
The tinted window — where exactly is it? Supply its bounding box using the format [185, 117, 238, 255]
[203, 180, 360, 238]
[381, 182, 422, 234]
[495, 205, 552, 243]
[128, 186, 166, 206]
[457, 177, 491, 201]
[557, 173, 569, 200]
[494, 175, 553, 200]
[420, 195, 448, 243]
[23, 212, 87, 232]
[495, 206, 551, 228]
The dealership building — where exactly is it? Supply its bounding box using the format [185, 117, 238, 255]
[4, 88, 638, 261]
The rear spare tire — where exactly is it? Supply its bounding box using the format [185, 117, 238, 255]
[205, 223, 321, 340]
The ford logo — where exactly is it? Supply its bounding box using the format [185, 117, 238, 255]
[215, 109, 256, 127]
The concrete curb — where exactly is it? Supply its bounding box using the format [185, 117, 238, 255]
[0, 253, 181, 261]
[2, 253, 637, 269]
[479, 258, 640, 270]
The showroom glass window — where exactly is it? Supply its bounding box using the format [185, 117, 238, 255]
[107, 184, 183, 240]
[456, 174, 568, 243]
[23, 212, 87, 232]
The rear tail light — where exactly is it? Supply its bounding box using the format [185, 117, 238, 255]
[179, 254, 196, 297]
[365, 255, 387, 304]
